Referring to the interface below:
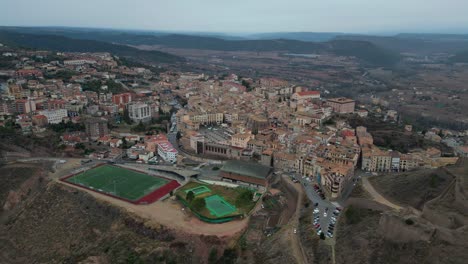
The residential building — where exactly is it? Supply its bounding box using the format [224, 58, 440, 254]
[15, 99, 36, 114]
[326, 97, 355, 114]
[127, 102, 152, 123]
[85, 118, 109, 140]
[231, 133, 253, 149]
[157, 141, 178, 163]
[39, 109, 68, 124]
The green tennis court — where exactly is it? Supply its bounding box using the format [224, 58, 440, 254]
[65, 165, 169, 201]
[185, 185, 211, 196]
[205, 195, 237, 217]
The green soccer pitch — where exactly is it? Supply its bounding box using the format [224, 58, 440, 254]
[65, 165, 169, 201]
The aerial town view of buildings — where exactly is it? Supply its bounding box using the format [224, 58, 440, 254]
[1, 30, 468, 263]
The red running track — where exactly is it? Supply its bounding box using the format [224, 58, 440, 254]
[135, 180, 180, 204]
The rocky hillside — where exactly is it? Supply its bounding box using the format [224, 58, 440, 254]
[335, 160, 468, 264]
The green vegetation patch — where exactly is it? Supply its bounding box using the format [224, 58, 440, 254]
[65, 165, 168, 201]
[184, 185, 211, 196]
[176, 181, 256, 219]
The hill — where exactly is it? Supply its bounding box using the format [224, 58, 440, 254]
[0, 30, 183, 64]
[335, 159, 468, 264]
[0, 27, 400, 67]
[451, 50, 468, 62]
[0, 162, 225, 263]
[336, 34, 468, 55]
[247, 32, 344, 42]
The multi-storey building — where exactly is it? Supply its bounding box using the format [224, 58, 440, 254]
[127, 102, 152, 123]
[85, 118, 109, 140]
[231, 133, 253, 149]
[112, 93, 133, 106]
[15, 99, 36, 114]
[326, 97, 355, 114]
[39, 109, 68, 124]
[157, 141, 178, 163]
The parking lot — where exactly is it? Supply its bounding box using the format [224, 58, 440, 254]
[287, 171, 343, 240]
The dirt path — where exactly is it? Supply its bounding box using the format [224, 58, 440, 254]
[362, 177, 402, 211]
[57, 179, 248, 237]
[283, 176, 309, 264]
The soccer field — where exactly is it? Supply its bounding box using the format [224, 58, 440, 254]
[65, 165, 169, 201]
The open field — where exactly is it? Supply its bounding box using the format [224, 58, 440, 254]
[62, 164, 179, 204]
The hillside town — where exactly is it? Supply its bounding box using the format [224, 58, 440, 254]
[1, 46, 466, 203]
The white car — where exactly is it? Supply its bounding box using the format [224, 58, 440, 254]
[317, 229, 322, 235]
[293, 228, 297, 234]
[313, 208, 320, 213]
[323, 212, 327, 217]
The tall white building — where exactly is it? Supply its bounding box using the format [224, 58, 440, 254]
[39, 109, 68, 124]
[157, 141, 178, 163]
[127, 102, 152, 123]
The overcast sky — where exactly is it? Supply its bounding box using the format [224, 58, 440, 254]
[1, 0, 467, 34]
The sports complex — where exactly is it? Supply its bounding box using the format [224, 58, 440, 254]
[61, 164, 180, 204]
[177, 181, 257, 223]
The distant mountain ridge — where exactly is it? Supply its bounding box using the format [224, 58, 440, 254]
[0, 27, 400, 66]
[247, 32, 344, 42]
[0, 30, 183, 64]
[335, 34, 468, 55]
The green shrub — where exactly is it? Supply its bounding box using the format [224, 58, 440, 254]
[191, 197, 206, 211]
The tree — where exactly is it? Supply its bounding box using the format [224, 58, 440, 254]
[123, 108, 133, 125]
[186, 191, 195, 202]
[75, 143, 86, 150]
[191, 197, 206, 211]
[235, 188, 254, 207]
[131, 121, 146, 132]
[252, 128, 258, 135]
[208, 248, 218, 264]
[121, 137, 128, 149]
[320, 232, 325, 240]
